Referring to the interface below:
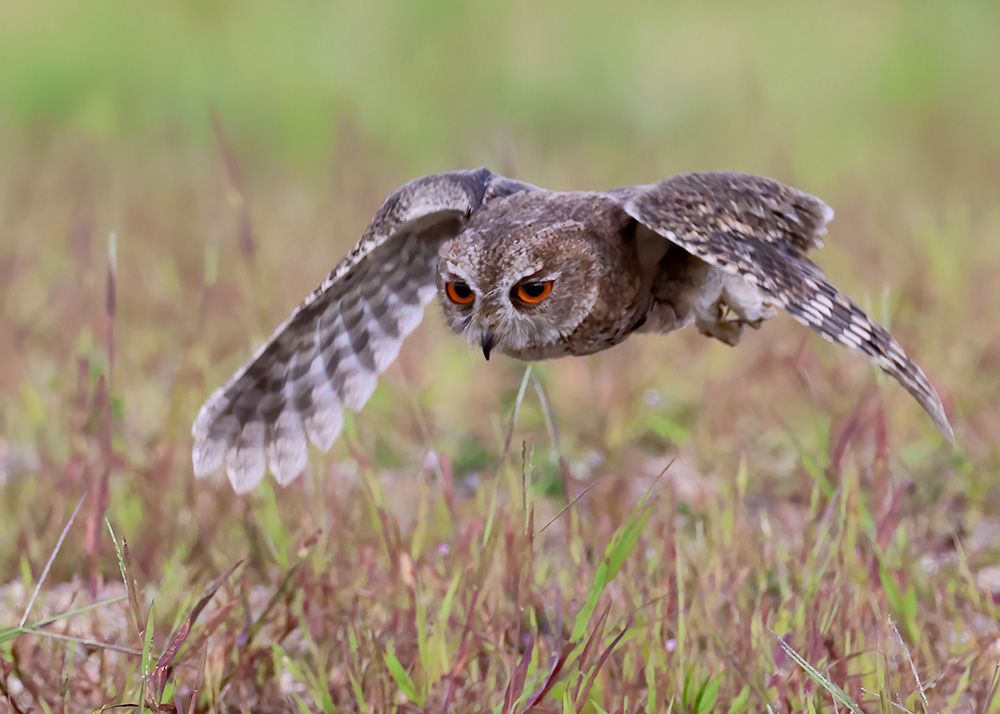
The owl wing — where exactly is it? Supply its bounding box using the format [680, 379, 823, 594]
[193, 168, 538, 492]
[613, 171, 954, 443]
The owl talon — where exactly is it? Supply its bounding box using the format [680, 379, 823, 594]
[696, 316, 744, 346]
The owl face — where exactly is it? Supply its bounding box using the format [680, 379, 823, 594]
[436, 221, 603, 360]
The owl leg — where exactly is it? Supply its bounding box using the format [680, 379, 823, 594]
[722, 276, 778, 328]
[694, 302, 744, 346]
[694, 276, 778, 346]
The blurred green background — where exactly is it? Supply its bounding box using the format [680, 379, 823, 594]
[2, 0, 999, 181]
[2, 0, 999, 564]
[1, 1, 999, 709]
[2, 0, 998, 555]
[2, 0, 997, 455]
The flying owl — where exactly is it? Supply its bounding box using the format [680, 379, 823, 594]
[192, 168, 954, 492]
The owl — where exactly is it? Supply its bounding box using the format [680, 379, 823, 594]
[192, 168, 953, 492]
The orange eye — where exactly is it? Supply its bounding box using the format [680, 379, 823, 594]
[515, 280, 554, 304]
[445, 281, 475, 305]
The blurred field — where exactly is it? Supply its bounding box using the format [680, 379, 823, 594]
[1, 1, 999, 711]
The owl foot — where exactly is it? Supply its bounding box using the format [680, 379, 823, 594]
[730, 302, 778, 327]
[695, 304, 745, 346]
[699, 321, 743, 346]
[722, 277, 779, 325]
[734, 307, 774, 331]
[696, 295, 779, 346]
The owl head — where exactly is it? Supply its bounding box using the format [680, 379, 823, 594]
[435, 217, 608, 361]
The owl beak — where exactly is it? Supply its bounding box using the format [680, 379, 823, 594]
[481, 329, 496, 361]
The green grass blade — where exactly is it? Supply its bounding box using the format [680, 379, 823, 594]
[771, 630, 864, 714]
[384, 642, 425, 706]
[571, 496, 654, 643]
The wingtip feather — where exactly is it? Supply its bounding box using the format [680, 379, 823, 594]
[924, 394, 955, 446]
[226, 422, 268, 493]
[267, 412, 311, 486]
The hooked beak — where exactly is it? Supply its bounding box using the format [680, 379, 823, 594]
[481, 329, 496, 361]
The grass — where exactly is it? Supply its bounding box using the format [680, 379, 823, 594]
[1, 1, 999, 711]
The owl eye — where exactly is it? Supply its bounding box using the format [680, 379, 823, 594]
[515, 280, 554, 304]
[445, 281, 475, 305]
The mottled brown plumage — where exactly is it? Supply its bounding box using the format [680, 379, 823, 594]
[193, 168, 953, 492]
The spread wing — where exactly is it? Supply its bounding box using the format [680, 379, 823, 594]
[193, 168, 537, 492]
[613, 171, 953, 443]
